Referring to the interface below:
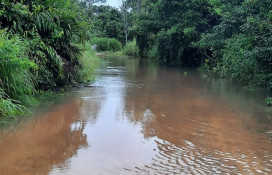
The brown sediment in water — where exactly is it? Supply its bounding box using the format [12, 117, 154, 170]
[128, 90, 272, 173]
[0, 57, 271, 175]
[0, 100, 87, 175]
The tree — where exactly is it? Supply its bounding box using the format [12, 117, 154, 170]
[121, 0, 129, 44]
[91, 5, 126, 44]
[195, 0, 272, 89]
[132, 0, 217, 65]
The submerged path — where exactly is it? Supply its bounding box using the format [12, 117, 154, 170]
[0, 56, 271, 174]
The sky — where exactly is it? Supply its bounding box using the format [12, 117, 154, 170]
[96, 0, 122, 8]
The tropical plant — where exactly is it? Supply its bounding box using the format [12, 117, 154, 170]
[0, 0, 100, 118]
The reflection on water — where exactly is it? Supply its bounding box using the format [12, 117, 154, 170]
[0, 100, 88, 175]
[0, 56, 272, 174]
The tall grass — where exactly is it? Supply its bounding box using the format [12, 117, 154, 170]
[76, 42, 103, 83]
[0, 31, 37, 118]
[122, 40, 139, 56]
[0, 31, 37, 100]
[147, 44, 159, 60]
[0, 88, 30, 118]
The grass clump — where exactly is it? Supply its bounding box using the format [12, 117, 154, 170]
[0, 31, 36, 118]
[147, 44, 159, 59]
[76, 42, 103, 83]
[122, 40, 139, 56]
[0, 31, 37, 103]
[0, 88, 30, 118]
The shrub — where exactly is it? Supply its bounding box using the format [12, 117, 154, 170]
[91, 38, 109, 51]
[148, 44, 159, 59]
[122, 40, 139, 56]
[108, 38, 122, 51]
[91, 37, 122, 52]
[214, 34, 271, 88]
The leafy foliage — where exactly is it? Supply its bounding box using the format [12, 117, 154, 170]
[76, 42, 102, 83]
[130, 0, 218, 67]
[123, 0, 272, 92]
[265, 97, 272, 106]
[91, 37, 122, 51]
[0, 88, 30, 118]
[0, 31, 36, 104]
[0, 0, 100, 118]
[91, 5, 133, 44]
[122, 40, 139, 56]
[196, 0, 272, 89]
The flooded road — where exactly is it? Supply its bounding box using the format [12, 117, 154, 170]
[0, 56, 272, 174]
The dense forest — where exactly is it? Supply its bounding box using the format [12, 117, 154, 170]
[1, 0, 272, 117]
[90, 0, 272, 91]
[122, 0, 272, 90]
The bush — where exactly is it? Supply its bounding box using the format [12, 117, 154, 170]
[214, 34, 271, 88]
[91, 38, 109, 51]
[91, 37, 122, 51]
[108, 38, 122, 51]
[148, 44, 159, 59]
[122, 40, 139, 56]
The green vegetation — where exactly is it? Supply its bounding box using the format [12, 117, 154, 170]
[77, 42, 102, 83]
[0, 31, 36, 117]
[127, 0, 217, 67]
[91, 5, 133, 45]
[118, 0, 272, 100]
[122, 40, 139, 56]
[0, 88, 30, 118]
[0, 31, 37, 105]
[91, 37, 122, 52]
[89, 0, 272, 102]
[196, 0, 272, 90]
[265, 97, 272, 107]
[0, 0, 103, 118]
[2, 0, 272, 117]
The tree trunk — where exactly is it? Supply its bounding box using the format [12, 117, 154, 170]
[136, 0, 142, 16]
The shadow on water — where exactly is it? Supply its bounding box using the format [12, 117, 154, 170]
[0, 55, 271, 174]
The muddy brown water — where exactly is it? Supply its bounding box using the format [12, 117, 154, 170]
[0, 56, 272, 175]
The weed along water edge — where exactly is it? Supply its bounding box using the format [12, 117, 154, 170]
[0, 56, 271, 174]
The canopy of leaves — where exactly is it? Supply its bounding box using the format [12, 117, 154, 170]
[131, 0, 218, 67]
[123, 0, 272, 90]
[91, 5, 134, 44]
[196, 0, 272, 89]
